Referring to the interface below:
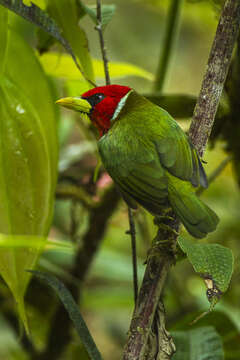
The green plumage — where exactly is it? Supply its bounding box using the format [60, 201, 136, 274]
[98, 91, 218, 238]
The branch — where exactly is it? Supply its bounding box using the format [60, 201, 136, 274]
[96, 0, 111, 86]
[189, 0, 240, 156]
[122, 1, 240, 359]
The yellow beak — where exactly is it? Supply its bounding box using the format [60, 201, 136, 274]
[56, 97, 92, 114]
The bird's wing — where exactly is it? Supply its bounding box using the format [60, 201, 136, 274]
[152, 108, 207, 188]
[98, 133, 168, 214]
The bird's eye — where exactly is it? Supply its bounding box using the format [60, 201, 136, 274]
[84, 93, 106, 108]
[96, 93, 105, 100]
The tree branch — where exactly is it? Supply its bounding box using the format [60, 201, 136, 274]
[96, 0, 111, 86]
[189, 0, 240, 156]
[122, 1, 240, 359]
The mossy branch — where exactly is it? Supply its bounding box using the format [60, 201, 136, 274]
[189, 0, 240, 156]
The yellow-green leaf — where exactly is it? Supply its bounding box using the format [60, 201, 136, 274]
[23, 0, 46, 9]
[178, 237, 234, 307]
[0, 235, 46, 333]
[6, 31, 58, 201]
[47, 0, 94, 83]
[39, 52, 154, 81]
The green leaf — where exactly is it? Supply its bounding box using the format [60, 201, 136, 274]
[6, 30, 58, 200]
[23, 0, 46, 9]
[0, 234, 73, 253]
[0, 6, 8, 75]
[47, 0, 95, 83]
[78, 2, 116, 29]
[172, 326, 224, 360]
[30, 271, 103, 360]
[0, 0, 82, 78]
[38, 52, 154, 81]
[0, 28, 58, 332]
[178, 237, 234, 307]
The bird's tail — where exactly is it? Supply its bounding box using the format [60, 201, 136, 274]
[168, 181, 219, 238]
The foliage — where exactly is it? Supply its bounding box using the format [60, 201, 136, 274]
[0, 0, 239, 359]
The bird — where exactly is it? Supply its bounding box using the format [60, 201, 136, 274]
[56, 84, 219, 238]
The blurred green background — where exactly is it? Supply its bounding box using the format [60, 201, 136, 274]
[0, 0, 240, 359]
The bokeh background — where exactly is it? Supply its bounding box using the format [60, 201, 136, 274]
[0, 0, 240, 359]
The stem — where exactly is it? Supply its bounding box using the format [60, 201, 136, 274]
[127, 207, 138, 305]
[154, 0, 184, 93]
[123, 0, 240, 359]
[96, 0, 111, 85]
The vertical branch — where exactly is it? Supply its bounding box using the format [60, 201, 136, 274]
[96, 0, 111, 85]
[189, 0, 240, 156]
[123, 0, 240, 359]
[154, 0, 184, 93]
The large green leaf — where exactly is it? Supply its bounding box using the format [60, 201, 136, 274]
[6, 30, 58, 202]
[0, 22, 58, 331]
[172, 326, 224, 360]
[178, 237, 234, 307]
[0, 6, 8, 75]
[47, 0, 94, 83]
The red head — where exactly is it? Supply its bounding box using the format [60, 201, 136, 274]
[81, 85, 131, 136]
[56, 85, 132, 137]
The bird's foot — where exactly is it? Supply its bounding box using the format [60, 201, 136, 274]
[156, 223, 179, 237]
[154, 208, 175, 225]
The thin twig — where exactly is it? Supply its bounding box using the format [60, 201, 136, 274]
[96, 0, 111, 86]
[154, 0, 184, 92]
[127, 207, 138, 305]
[122, 1, 240, 359]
